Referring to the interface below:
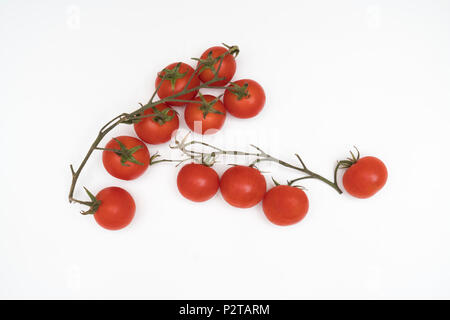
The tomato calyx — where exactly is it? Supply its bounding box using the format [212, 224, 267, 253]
[158, 62, 187, 90]
[337, 146, 360, 169]
[192, 51, 220, 74]
[228, 82, 250, 100]
[151, 105, 176, 125]
[109, 138, 144, 166]
[222, 43, 240, 57]
[80, 187, 101, 215]
[196, 93, 225, 119]
[272, 177, 306, 190]
[200, 154, 216, 167]
[193, 43, 239, 74]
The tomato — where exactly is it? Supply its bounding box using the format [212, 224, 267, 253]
[184, 94, 226, 135]
[263, 185, 309, 226]
[342, 156, 388, 198]
[223, 79, 265, 119]
[177, 163, 220, 202]
[134, 103, 179, 144]
[155, 62, 200, 107]
[94, 187, 135, 230]
[102, 136, 150, 180]
[220, 166, 267, 208]
[196, 46, 237, 86]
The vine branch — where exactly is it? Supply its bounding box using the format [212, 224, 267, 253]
[168, 135, 343, 194]
[69, 48, 234, 206]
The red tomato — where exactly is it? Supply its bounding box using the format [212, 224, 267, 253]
[196, 46, 237, 86]
[263, 185, 309, 226]
[220, 166, 267, 208]
[184, 94, 226, 135]
[102, 136, 150, 180]
[94, 187, 135, 230]
[134, 103, 179, 144]
[343, 156, 388, 198]
[177, 163, 220, 202]
[223, 79, 265, 119]
[155, 62, 200, 107]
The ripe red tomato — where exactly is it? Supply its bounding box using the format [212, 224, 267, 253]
[263, 185, 309, 226]
[155, 62, 200, 107]
[196, 46, 237, 86]
[184, 94, 226, 135]
[134, 103, 179, 144]
[94, 187, 135, 230]
[220, 166, 267, 208]
[102, 136, 150, 180]
[223, 79, 265, 119]
[343, 156, 388, 198]
[177, 163, 220, 202]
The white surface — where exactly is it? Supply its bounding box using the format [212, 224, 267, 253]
[1, 0, 450, 299]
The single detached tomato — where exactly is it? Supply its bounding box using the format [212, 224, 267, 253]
[177, 163, 220, 202]
[134, 103, 179, 144]
[94, 187, 135, 230]
[102, 136, 150, 180]
[195, 45, 238, 86]
[155, 62, 200, 107]
[184, 94, 226, 135]
[223, 79, 265, 119]
[342, 156, 388, 198]
[263, 185, 309, 226]
[220, 166, 267, 208]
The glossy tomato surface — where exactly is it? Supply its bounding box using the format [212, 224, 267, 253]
[263, 185, 309, 226]
[220, 166, 267, 208]
[102, 136, 150, 180]
[223, 79, 265, 119]
[184, 95, 226, 135]
[196, 46, 236, 86]
[155, 62, 200, 106]
[94, 187, 135, 230]
[343, 156, 388, 198]
[177, 163, 220, 202]
[134, 103, 179, 144]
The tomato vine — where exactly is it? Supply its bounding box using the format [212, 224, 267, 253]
[69, 43, 387, 223]
[164, 134, 344, 194]
[68, 45, 236, 207]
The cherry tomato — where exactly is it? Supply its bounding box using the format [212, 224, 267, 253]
[155, 62, 200, 107]
[343, 156, 388, 198]
[134, 103, 179, 144]
[263, 185, 309, 226]
[223, 79, 265, 119]
[102, 136, 150, 180]
[220, 166, 267, 208]
[94, 187, 135, 230]
[184, 94, 226, 135]
[196, 46, 237, 86]
[177, 163, 220, 202]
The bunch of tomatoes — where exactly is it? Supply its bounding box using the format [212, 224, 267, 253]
[79, 44, 388, 231]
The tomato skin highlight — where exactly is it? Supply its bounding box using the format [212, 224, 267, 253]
[134, 104, 179, 144]
[263, 185, 309, 226]
[177, 163, 220, 202]
[220, 166, 267, 208]
[155, 62, 200, 106]
[223, 79, 265, 119]
[184, 95, 226, 135]
[342, 156, 388, 199]
[102, 136, 150, 180]
[197, 46, 236, 86]
[94, 187, 135, 230]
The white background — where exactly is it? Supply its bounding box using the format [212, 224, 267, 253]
[1, 0, 450, 299]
